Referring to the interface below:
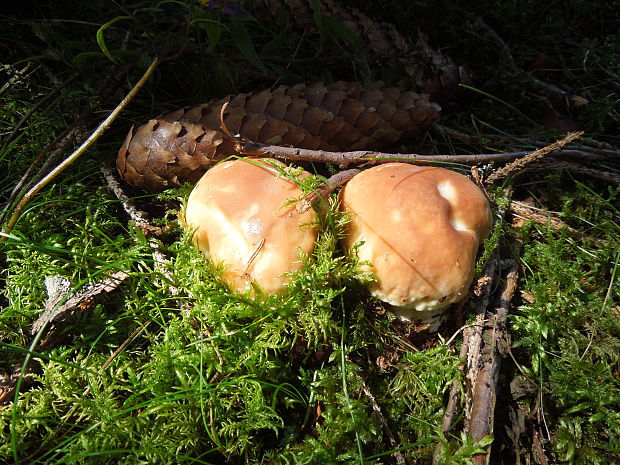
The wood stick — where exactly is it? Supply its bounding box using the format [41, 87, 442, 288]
[469, 264, 519, 464]
[238, 140, 616, 168]
[432, 251, 499, 465]
[296, 169, 361, 213]
[356, 374, 406, 465]
[485, 131, 583, 184]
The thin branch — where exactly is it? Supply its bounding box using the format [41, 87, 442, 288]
[356, 373, 406, 465]
[101, 325, 145, 370]
[510, 201, 584, 237]
[432, 252, 499, 465]
[432, 333, 471, 465]
[463, 253, 500, 424]
[434, 189, 512, 464]
[533, 160, 620, 185]
[296, 169, 361, 213]
[100, 165, 179, 295]
[0, 62, 33, 97]
[0, 57, 159, 242]
[100, 165, 166, 235]
[238, 138, 614, 169]
[485, 131, 583, 184]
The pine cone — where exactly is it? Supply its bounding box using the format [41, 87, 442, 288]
[117, 81, 441, 192]
[251, 0, 407, 57]
[249, 0, 471, 103]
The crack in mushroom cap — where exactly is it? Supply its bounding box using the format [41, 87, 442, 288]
[339, 163, 492, 320]
[184, 158, 318, 295]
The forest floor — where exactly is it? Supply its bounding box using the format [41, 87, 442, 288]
[1, 1, 618, 464]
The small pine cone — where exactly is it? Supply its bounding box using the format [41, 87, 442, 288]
[117, 81, 440, 192]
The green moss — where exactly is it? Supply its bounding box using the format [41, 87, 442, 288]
[511, 179, 620, 464]
[2, 1, 620, 463]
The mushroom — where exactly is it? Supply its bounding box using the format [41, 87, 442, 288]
[339, 163, 492, 330]
[184, 158, 318, 295]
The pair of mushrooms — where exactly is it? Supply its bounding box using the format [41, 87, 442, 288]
[184, 158, 492, 330]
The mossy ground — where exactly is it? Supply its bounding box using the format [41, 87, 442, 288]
[1, 1, 619, 464]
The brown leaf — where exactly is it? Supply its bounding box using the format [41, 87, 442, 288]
[0, 363, 39, 405]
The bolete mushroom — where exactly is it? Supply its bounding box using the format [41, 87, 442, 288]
[184, 158, 318, 295]
[339, 163, 492, 330]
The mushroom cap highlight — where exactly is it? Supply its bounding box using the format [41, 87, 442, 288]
[339, 163, 492, 324]
[184, 158, 318, 295]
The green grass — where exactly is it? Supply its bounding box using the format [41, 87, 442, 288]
[1, 0, 620, 464]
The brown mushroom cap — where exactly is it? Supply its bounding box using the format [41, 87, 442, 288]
[184, 158, 318, 295]
[339, 163, 492, 326]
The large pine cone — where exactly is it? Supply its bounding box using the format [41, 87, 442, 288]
[117, 81, 440, 192]
[249, 0, 471, 103]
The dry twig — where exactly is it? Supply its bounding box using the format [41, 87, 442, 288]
[0, 57, 159, 241]
[432, 251, 499, 465]
[296, 169, 361, 213]
[468, 259, 520, 465]
[485, 131, 584, 184]
[240, 139, 614, 166]
[356, 374, 406, 465]
[100, 165, 179, 295]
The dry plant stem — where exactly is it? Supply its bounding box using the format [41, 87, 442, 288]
[203, 326, 225, 367]
[469, 263, 520, 465]
[463, 191, 512, 430]
[0, 72, 81, 155]
[486, 131, 584, 184]
[510, 201, 583, 237]
[534, 160, 620, 185]
[100, 165, 179, 294]
[436, 189, 512, 463]
[0, 57, 159, 241]
[464, 253, 499, 422]
[0, 62, 33, 97]
[296, 169, 360, 213]
[532, 426, 549, 465]
[432, 334, 471, 465]
[100, 165, 162, 235]
[356, 374, 406, 465]
[101, 325, 144, 370]
[0, 124, 84, 225]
